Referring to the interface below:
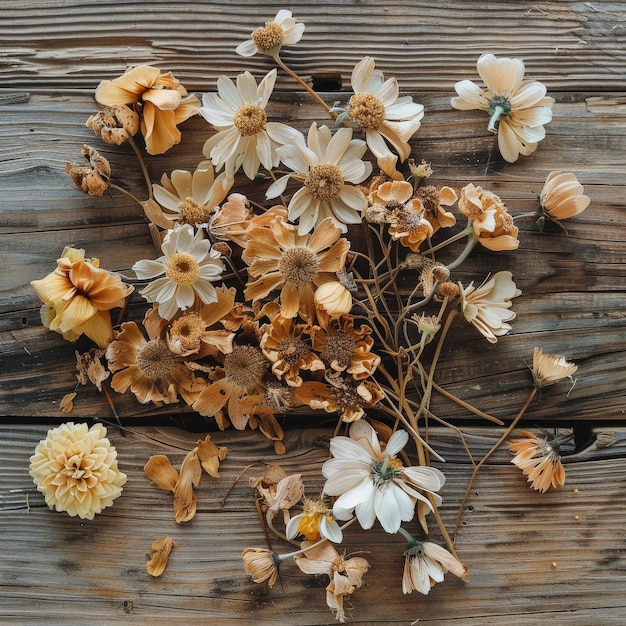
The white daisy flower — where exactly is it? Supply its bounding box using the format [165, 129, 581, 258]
[235, 10, 305, 58]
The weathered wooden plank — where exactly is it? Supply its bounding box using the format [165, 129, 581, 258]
[1, 424, 625, 624]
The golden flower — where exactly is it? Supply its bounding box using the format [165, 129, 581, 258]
[459, 183, 519, 251]
[146, 536, 178, 577]
[95, 65, 199, 155]
[451, 53, 554, 163]
[348, 57, 424, 178]
[242, 548, 282, 587]
[286, 498, 343, 543]
[65, 144, 111, 197]
[508, 429, 566, 492]
[133, 223, 224, 321]
[260, 315, 325, 387]
[268, 122, 372, 234]
[152, 161, 233, 227]
[415, 184, 458, 233]
[402, 540, 468, 595]
[31, 246, 133, 348]
[106, 320, 205, 406]
[243, 216, 351, 320]
[294, 542, 369, 624]
[200, 69, 298, 179]
[235, 10, 305, 57]
[86, 105, 139, 145]
[532, 347, 578, 388]
[459, 271, 521, 344]
[540, 171, 590, 222]
[29, 422, 127, 520]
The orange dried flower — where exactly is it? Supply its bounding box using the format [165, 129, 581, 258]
[508, 430, 566, 492]
[532, 347, 578, 388]
[540, 171, 590, 222]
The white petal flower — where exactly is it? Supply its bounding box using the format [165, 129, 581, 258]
[402, 541, 468, 595]
[322, 420, 445, 534]
[236, 10, 305, 57]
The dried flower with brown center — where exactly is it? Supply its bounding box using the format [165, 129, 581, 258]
[305, 163, 345, 201]
[224, 345, 268, 387]
[169, 312, 207, 354]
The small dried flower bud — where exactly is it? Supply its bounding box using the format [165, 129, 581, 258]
[409, 158, 433, 180]
[364, 203, 392, 224]
[211, 241, 231, 256]
[414, 313, 441, 337]
[532, 347, 578, 388]
[432, 264, 450, 282]
[242, 548, 281, 587]
[86, 105, 139, 145]
[403, 253, 426, 269]
[439, 282, 460, 297]
[65, 145, 111, 197]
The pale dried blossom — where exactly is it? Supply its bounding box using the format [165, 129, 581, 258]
[242, 547, 282, 587]
[540, 171, 590, 222]
[86, 105, 139, 145]
[65, 144, 111, 197]
[235, 10, 305, 57]
[532, 347, 578, 388]
[29, 422, 127, 520]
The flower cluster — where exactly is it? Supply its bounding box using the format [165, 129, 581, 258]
[29, 10, 590, 621]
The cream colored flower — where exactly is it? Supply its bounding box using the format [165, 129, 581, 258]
[242, 548, 282, 587]
[508, 430, 566, 492]
[451, 53, 554, 162]
[532, 347, 578, 388]
[31, 246, 133, 348]
[29, 422, 127, 520]
[347, 57, 424, 177]
[402, 541, 468, 595]
[133, 224, 224, 320]
[540, 171, 590, 222]
[95, 65, 199, 155]
[322, 420, 445, 533]
[200, 69, 298, 179]
[268, 122, 372, 234]
[459, 271, 521, 343]
[235, 10, 305, 57]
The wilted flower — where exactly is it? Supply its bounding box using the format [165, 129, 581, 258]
[268, 122, 372, 234]
[75, 348, 109, 391]
[65, 144, 111, 197]
[459, 271, 521, 343]
[347, 57, 424, 178]
[322, 420, 445, 533]
[133, 223, 224, 321]
[508, 429, 567, 492]
[31, 246, 133, 348]
[451, 53, 554, 162]
[415, 184, 458, 233]
[532, 347, 578, 388]
[95, 65, 199, 155]
[402, 539, 468, 595]
[86, 105, 139, 145]
[200, 69, 298, 180]
[242, 547, 282, 587]
[235, 10, 305, 58]
[540, 171, 590, 222]
[29, 422, 127, 520]
[286, 498, 343, 543]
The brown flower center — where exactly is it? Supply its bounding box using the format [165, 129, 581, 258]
[347, 92, 386, 131]
[224, 345, 267, 387]
[178, 197, 213, 226]
[278, 246, 320, 284]
[251, 21, 284, 52]
[321, 331, 356, 369]
[170, 312, 206, 351]
[233, 103, 267, 137]
[305, 163, 344, 201]
[415, 186, 441, 219]
[136, 339, 176, 380]
[165, 252, 200, 285]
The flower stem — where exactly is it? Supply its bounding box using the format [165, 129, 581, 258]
[446, 228, 479, 271]
[487, 105, 505, 133]
[128, 137, 153, 200]
[420, 221, 473, 256]
[109, 183, 145, 208]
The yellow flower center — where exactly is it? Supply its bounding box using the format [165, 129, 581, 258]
[251, 21, 284, 52]
[165, 252, 200, 285]
[347, 92, 386, 131]
[178, 197, 213, 226]
[304, 163, 344, 201]
[278, 246, 320, 284]
[136, 339, 176, 380]
[233, 103, 267, 137]
[170, 312, 206, 351]
[223, 345, 267, 387]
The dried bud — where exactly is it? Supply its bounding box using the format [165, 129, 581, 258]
[432, 264, 451, 282]
[242, 548, 281, 587]
[438, 282, 460, 298]
[364, 203, 392, 224]
[414, 313, 441, 338]
[86, 105, 139, 145]
[65, 145, 110, 197]
[409, 158, 433, 180]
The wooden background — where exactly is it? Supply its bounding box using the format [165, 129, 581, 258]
[1, 1, 626, 623]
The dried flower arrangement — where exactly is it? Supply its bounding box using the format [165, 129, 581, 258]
[28, 10, 589, 622]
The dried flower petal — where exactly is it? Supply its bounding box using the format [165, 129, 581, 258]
[196, 434, 227, 478]
[59, 392, 77, 413]
[144, 454, 179, 492]
[146, 536, 178, 577]
[532, 347, 578, 388]
[174, 448, 202, 523]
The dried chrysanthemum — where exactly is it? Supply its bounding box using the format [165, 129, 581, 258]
[146, 536, 178, 577]
[95, 65, 199, 155]
[29, 422, 127, 520]
[294, 542, 370, 623]
[65, 144, 111, 197]
[539, 171, 590, 222]
[402, 540, 468, 595]
[242, 548, 282, 587]
[508, 429, 567, 492]
[459, 271, 521, 343]
[451, 53, 554, 162]
[347, 57, 424, 178]
[235, 10, 305, 57]
[286, 498, 343, 543]
[86, 105, 139, 145]
[532, 347, 578, 388]
[268, 122, 372, 234]
[31, 246, 134, 348]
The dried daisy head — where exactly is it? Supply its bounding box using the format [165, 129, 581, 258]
[539, 171, 590, 223]
[29, 422, 127, 520]
[532, 347, 578, 388]
[236, 10, 305, 58]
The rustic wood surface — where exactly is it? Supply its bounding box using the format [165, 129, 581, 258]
[1, 0, 626, 623]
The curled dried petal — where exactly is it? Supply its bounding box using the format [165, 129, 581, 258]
[144, 454, 179, 492]
[146, 535, 178, 577]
